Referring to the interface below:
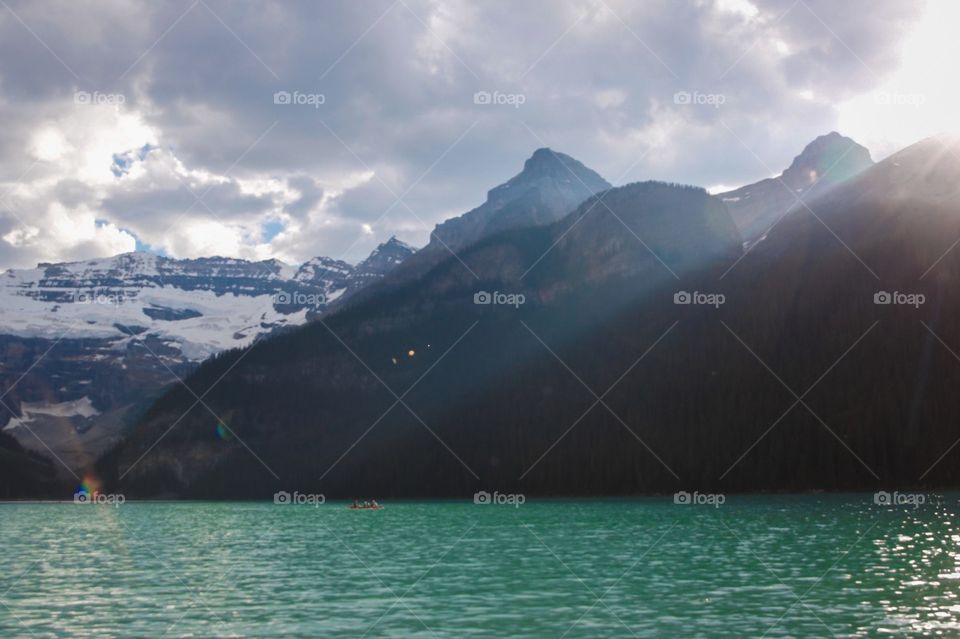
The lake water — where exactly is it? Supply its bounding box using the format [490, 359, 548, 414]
[1, 494, 958, 637]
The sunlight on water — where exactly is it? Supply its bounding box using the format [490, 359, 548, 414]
[1, 495, 959, 637]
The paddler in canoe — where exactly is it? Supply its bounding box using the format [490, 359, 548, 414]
[349, 499, 383, 510]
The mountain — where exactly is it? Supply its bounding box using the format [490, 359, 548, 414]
[343, 236, 416, 293]
[685, 134, 960, 491]
[1, 252, 342, 354]
[719, 132, 874, 243]
[0, 238, 414, 475]
[549, 181, 741, 282]
[97, 179, 743, 498]
[432, 148, 612, 250]
[98, 136, 960, 499]
[373, 148, 612, 288]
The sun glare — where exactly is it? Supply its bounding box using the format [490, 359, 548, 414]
[838, 0, 960, 158]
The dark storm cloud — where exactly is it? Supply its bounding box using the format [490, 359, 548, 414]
[283, 175, 324, 218]
[0, 0, 926, 267]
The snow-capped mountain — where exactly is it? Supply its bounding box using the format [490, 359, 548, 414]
[0, 238, 415, 359]
[0, 238, 415, 471]
[345, 236, 417, 291]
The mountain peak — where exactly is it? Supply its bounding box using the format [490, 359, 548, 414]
[345, 235, 416, 291]
[379, 235, 415, 252]
[524, 147, 562, 168]
[720, 132, 874, 242]
[490, 148, 611, 205]
[515, 148, 609, 188]
[421, 149, 611, 257]
[784, 132, 873, 184]
[361, 236, 416, 264]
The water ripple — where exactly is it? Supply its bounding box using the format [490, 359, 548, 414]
[1, 495, 959, 637]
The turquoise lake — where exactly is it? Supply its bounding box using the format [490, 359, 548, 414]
[1, 494, 958, 637]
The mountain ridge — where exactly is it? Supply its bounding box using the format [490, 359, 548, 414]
[0, 237, 415, 476]
[430, 147, 613, 252]
[720, 131, 874, 243]
[96, 177, 746, 497]
[93, 135, 960, 499]
[338, 148, 613, 310]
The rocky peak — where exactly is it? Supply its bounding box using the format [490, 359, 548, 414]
[719, 132, 874, 242]
[487, 148, 611, 204]
[428, 148, 611, 254]
[362, 236, 415, 263]
[345, 236, 416, 292]
[522, 147, 598, 178]
[781, 132, 873, 189]
[292, 256, 353, 284]
[381, 235, 415, 253]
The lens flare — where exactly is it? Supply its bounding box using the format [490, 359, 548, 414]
[215, 422, 232, 440]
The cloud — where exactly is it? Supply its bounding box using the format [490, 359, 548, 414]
[0, 0, 926, 270]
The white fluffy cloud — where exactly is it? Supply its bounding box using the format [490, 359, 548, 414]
[0, 0, 928, 270]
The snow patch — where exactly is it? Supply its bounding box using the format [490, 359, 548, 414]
[7, 396, 101, 428]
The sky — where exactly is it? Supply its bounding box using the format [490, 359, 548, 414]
[0, 0, 953, 270]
